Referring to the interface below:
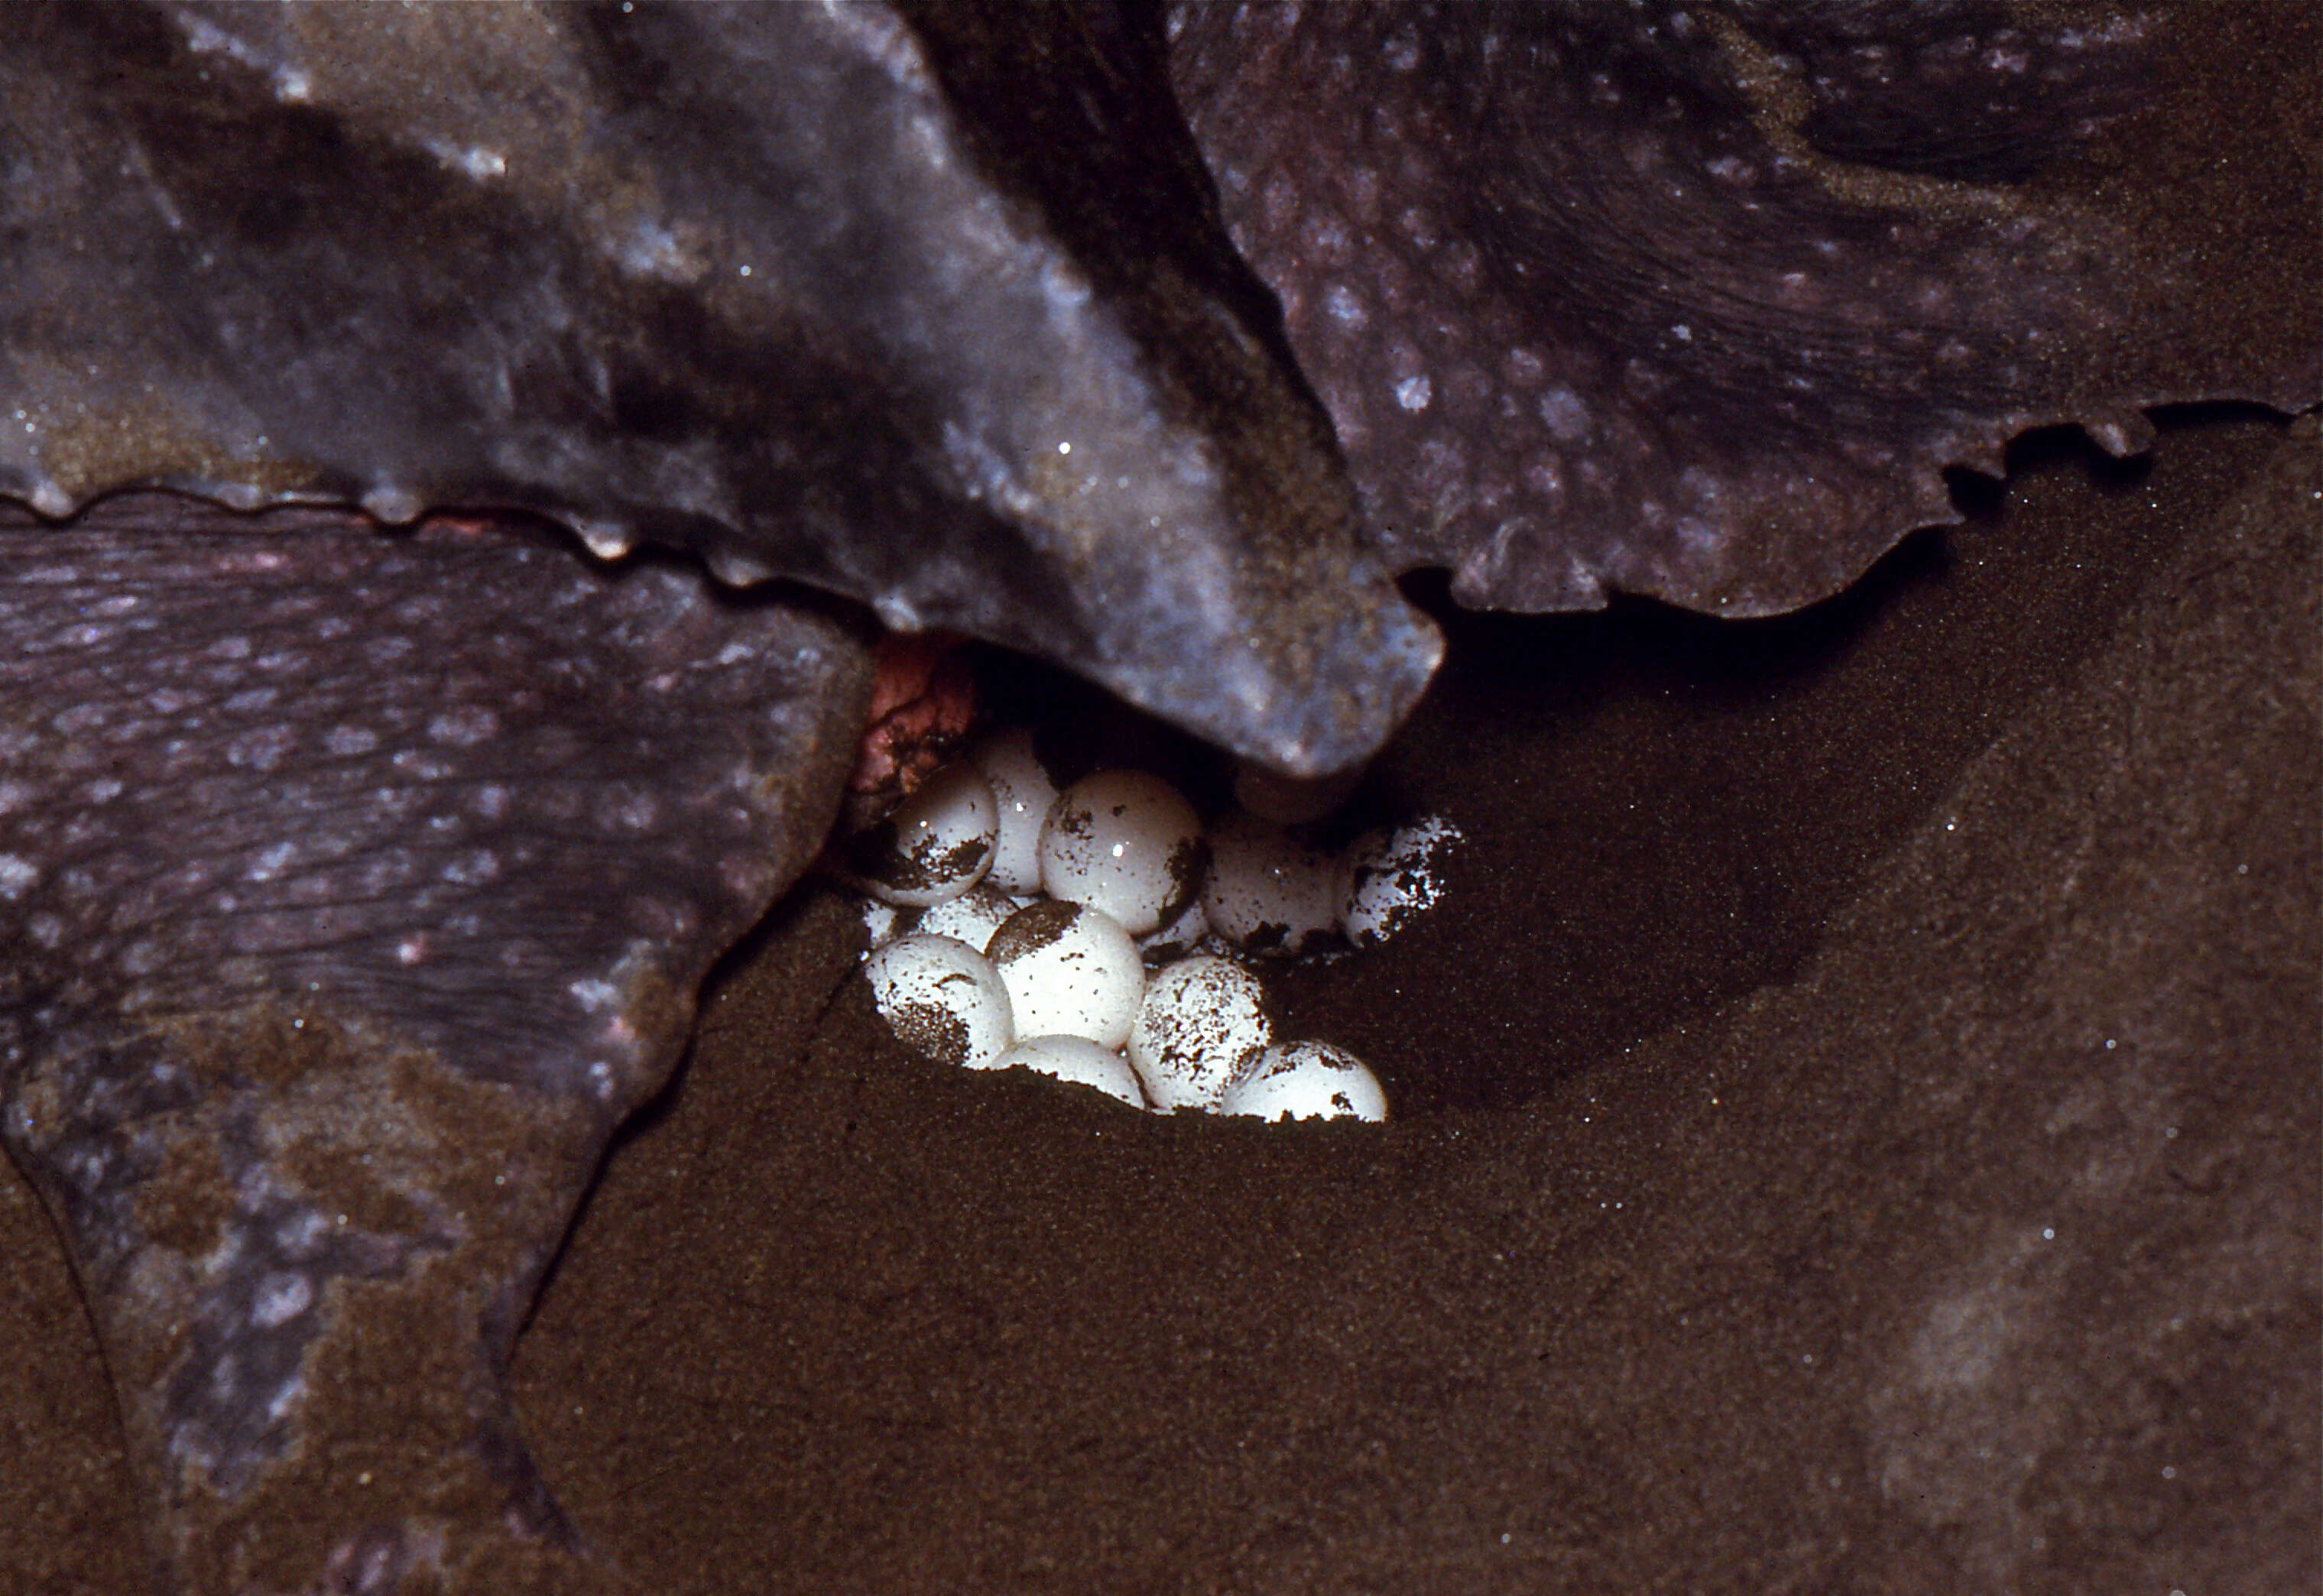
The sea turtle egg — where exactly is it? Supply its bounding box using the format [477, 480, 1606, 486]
[1232, 760, 1362, 825]
[859, 896, 909, 955]
[988, 1036, 1146, 1108]
[1040, 770, 1204, 935]
[861, 933, 1014, 1067]
[987, 900, 1146, 1050]
[911, 882, 1020, 954]
[1220, 1040, 1388, 1123]
[1202, 811, 1341, 956]
[1127, 955, 1271, 1111]
[969, 727, 1059, 894]
[855, 761, 998, 907]
[1338, 816, 1464, 947]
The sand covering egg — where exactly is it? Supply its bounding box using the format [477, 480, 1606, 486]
[849, 761, 999, 907]
[989, 1036, 1145, 1108]
[1201, 811, 1341, 956]
[1220, 1040, 1388, 1123]
[912, 882, 1020, 953]
[861, 933, 1014, 1068]
[1127, 955, 1272, 1111]
[987, 900, 1146, 1051]
[1339, 816, 1463, 947]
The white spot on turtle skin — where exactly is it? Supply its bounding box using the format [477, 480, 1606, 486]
[1676, 517, 1721, 556]
[247, 842, 297, 882]
[225, 726, 295, 771]
[1395, 375, 1433, 412]
[390, 751, 451, 781]
[359, 486, 423, 524]
[0, 854, 37, 900]
[436, 142, 511, 181]
[602, 790, 660, 834]
[427, 707, 498, 747]
[1323, 281, 1369, 328]
[569, 976, 622, 1014]
[440, 849, 500, 887]
[707, 547, 776, 586]
[251, 1273, 313, 1329]
[1302, 213, 1352, 264]
[574, 520, 635, 561]
[1537, 386, 1591, 444]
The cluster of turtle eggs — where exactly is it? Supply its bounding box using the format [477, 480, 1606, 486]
[848, 728, 1458, 1121]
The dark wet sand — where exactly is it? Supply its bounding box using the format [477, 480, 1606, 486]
[4, 408, 2311, 1593]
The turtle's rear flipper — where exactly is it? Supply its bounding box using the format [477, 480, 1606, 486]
[0, 502, 869, 1592]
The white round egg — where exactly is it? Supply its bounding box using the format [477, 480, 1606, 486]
[1232, 760, 1361, 826]
[1338, 815, 1464, 947]
[861, 933, 1013, 1067]
[911, 882, 1019, 955]
[987, 1036, 1145, 1108]
[1202, 811, 1342, 956]
[1039, 769, 1204, 935]
[987, 900, 1146, 1050]
[853, 761, 998, 907]
[970, 727, 1060, 895]
[1127, 955, 1271, 1112]
[1220, 1040, 1388, 1123]
[858, 896, 909, 955]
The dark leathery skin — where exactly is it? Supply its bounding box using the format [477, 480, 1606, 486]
[1169, 1, 2321, 616]
[0, 501, 869, 1591]
[0, 1, 1436, 777]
